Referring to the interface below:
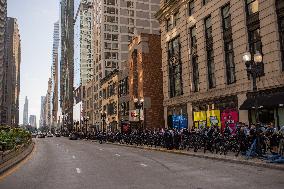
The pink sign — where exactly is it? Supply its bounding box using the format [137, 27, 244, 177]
[221, 110, 238, 135]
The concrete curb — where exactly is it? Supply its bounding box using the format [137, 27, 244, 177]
[99, 141, 284, 171]
[0, 142, 35, 175]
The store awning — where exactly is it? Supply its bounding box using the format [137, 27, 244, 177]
[240, 92, 284, 110]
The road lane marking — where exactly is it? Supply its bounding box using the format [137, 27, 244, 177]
[0, 143, 37, 181]
[99, 149, 103, 151]
[115, 154, 121, 157]
[140, 163, 148, 167]
[66, 149, 69, 153]
[72, 155, 76, 159]
[76, 168, 81, 174]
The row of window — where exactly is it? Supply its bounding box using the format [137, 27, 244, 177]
[118, 77, 129, 97]
[118, 101, 129, 116]
[104, 52, 118, 60]
[168, 0, 284, 97]
[103, 0, 134, 8]
[103, 102, 117, 116]
[102, 82, 117, 99]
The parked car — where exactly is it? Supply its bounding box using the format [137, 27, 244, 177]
[37, 133, 45, 138]
[31, 133, 37, 138]
[69, 133, 78, 140]
[55, 133, 61, 137]
[47, 133, 53, 137]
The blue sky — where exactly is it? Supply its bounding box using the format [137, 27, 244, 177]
[8, 0, 60, 126]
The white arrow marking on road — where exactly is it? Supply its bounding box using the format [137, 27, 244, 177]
[115, 154, 121, 157]
[140, 163, 148, 167]
[76, 168, 81, 174]
[72, 155, 76, 159]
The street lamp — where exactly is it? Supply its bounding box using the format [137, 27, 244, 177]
[134, 97, 144, 130]
[243, 51, 264, 123]
[83, 116, 89, 136]
[101, 111, 107, 132]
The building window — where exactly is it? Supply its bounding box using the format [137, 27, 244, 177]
[221, 4, 231, 31]
[221, 4, 236, 84]
[168, 37, 183, 97]
[127, 1, 134, 8]
[245, 0, 259, 16]
[188, 1, 194, 16]
[173, 12, 179, 27]
[166, 18, 172, 32]
[189, 26, 199, 92]
[248, 28, 262, 55]
[207, 49, 215, 89]
[205, 16, 215, 89]
[192, 56, 199, 92]
[190, 26, 197, 55]
[224, 41, 236, 84]
[276, 0, 284, 70]
[245, 0, 264, 76]
[205, 16, 212, 40]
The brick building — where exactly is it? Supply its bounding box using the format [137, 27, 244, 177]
[156, 0, 284, 130]
[128, 33, 164, 130]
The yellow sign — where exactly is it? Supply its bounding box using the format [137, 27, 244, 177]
[206, 110, 221, 127]
[193, 111, 207, 122]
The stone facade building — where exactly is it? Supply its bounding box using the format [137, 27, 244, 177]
[101, 69, 119, 131]
[156, 0, 284, 129]
[128, 33, 164, 130]
[118, 61, 130, 131]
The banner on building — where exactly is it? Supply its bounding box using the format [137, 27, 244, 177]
[207, 110, 221, 127]
[172, 115, 188, 130]
[193, 111, 207, 129]
[221, 110, 238, 134]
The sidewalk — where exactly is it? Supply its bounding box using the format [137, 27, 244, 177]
[98, 141, 284, 171]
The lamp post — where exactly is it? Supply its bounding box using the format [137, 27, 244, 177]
[101, 111, 107, 132]
[134, 98, 144, 130]
[243, 51, 264, 123]
[83, 116, 89, 135]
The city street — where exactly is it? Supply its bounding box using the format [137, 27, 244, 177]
[0, 137, 283, 189]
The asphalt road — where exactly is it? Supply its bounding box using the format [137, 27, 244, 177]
[0, 137, 283, 189]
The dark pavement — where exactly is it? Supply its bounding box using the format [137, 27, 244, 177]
[0, 137, 283, 189]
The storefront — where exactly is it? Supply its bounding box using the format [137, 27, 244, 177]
[192, 95, 239, 133]
[167, 104, 188, 130]
[240, 87, 284, 130]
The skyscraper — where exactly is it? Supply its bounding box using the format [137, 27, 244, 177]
[45, 78, 52, 129]
[39, 96, 46, 128]
[23, 96, 28, 125]
[5, 17, 21, 126]
[91, 0, 160, 126]
[29, 115, 36, 128]
[0, 0, 7, 125]
[60, 0, 74, 131]
[74, 0, 93, 87]
[51, 21, 60, 127]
